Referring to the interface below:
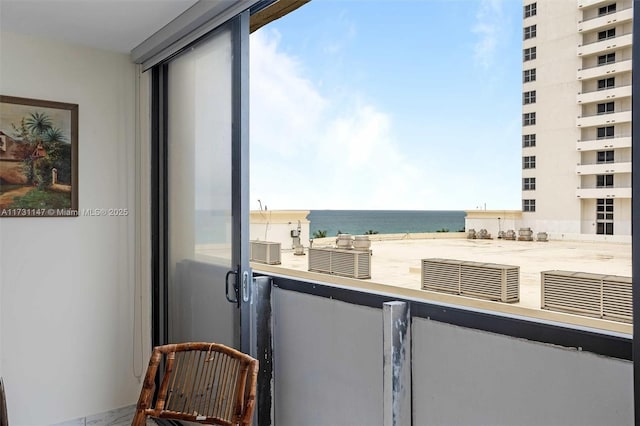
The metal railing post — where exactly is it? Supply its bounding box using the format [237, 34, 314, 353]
[383, 301, 411, 426]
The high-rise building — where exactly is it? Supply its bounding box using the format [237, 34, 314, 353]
[521, 0, 632, 237]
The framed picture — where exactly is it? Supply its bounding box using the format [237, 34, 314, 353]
[0, 96, 78, 217]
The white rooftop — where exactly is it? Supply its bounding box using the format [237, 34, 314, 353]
[253, 233, 632, 334]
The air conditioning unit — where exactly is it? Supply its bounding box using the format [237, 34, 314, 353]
[250, 240, 281, 265]
[541, 270, 631, 323]
[422, 258, 519, 303]
[308, 247, 371, 279]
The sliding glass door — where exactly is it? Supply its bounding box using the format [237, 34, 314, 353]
[153, 12, 251, 353]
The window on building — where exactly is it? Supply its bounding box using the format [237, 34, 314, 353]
[523, 90, 536, 105]
[523, 177, 536, 190]
[523, 134, 536, 147]
[596, 198, 614, 235]
[523, 112, 536, 126]
[597, 77, 615, 90]
[523, 156, 536, 169]
[597, 198, 614, 219]
[523, 47, 537, 61]
[597, 53, 615, 65]
[597, 126, 615, 139]
[598, 3, 616, 16]
[597, 222, 614, 235]
[598, 28, 616, 41]
[524, 2, 537, 18]
[597, 150, 614, 163]
[596, 174, 614, 187]
[523, 199, 536, 212]
[523, 68, 536, 83]
[524, 25, 537, 40]
[597, 102, 615, 114]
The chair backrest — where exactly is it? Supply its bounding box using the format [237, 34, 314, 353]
[0, 378, 8, 426]
[132, 342, 258, 426]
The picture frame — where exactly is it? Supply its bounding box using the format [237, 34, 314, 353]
[0, 95, 78, 217]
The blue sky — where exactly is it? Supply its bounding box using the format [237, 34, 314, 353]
[250, 0, 523, 211]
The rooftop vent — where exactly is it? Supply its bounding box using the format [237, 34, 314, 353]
[422, 258, 519, 303]
[541, 270, 631, 323]
[309, 247, 371, 279]
[250, 240, 281, 265]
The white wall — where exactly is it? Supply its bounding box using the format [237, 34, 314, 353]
[413, 318, 633, 425]
[273, 289, 383, 425]
[271, 287, 632, 425]
[250, 210, 310, 249]
[0, 31, 148, 424]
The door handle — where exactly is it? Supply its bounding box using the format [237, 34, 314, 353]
[225, 266, 240, 308]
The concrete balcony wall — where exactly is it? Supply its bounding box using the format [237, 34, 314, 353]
[273, 288, 383, 425]
[578, 0, 614, 8]
[577, 59, 632, 80]
[578, 7, 633, 32]
[577, 33, 633, 57]
[412, 318, 632, 425]
[576, 136, 632, 151]
[576, 187, 632, 198]
[576, 110, 632, 127]
[577, 85, 632, 104]
[575, 161, 632, 175]
[411, 318, 633, 425]
[270, 282, 633, 425]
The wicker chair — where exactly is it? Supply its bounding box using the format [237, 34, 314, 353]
[132, 342, 258, 426]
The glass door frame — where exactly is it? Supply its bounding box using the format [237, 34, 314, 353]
[150, 11, 252, 354]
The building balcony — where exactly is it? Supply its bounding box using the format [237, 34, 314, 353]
[578, 7, 633, 33]
[577, 33, 632, 57]
[575, 161, 631, 175]
[576, 185, 632, 198]
[576, 109, 632, 127]
[577, 84, 632, 104]
[577, 59, 632, 80]
[577, 0, 615, 9]
[576, 135, 632, 151]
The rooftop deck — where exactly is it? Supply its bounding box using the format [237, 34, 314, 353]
[253, 233, 632, 334]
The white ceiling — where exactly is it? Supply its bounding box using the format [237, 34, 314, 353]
[0, 0, 200, 53]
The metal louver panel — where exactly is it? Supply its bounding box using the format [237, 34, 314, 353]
[603, 277, 632, 322]
[250, 240, 281, 265]
[421, 259, 460, 294]
[542, 270, 631, 323]
[421, 258, 519, 303]
[308, 247, 371, 279]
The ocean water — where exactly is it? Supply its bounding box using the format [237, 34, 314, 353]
[307, 210, 466, 237]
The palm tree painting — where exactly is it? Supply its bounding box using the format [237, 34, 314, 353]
[0, 96, 78, 217]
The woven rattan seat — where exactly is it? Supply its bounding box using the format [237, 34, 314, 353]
[132, 342, 258, 426]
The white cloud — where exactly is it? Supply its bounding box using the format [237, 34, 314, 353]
[250, 29, 435, 210]
[249, 27, 521, 211]
[472, 0, 506, 70]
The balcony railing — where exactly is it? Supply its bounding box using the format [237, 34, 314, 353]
[577, 33, 633, 57]
[578, 58, 631, 72]
[576, 186, 632, 199]
[578, 32, 632, 47]
[255, 271, 633, 424]
[577, 59, 632, 81]
[578, 83, 631, 95]
[578, 6, 632, 23]
[577, 110, 633, 128]
[579, 108, 631, 118]
[576, 161, 632, 175]
[577, 160, 629, 166]
[576, 136, 632, 151]
[578, 184, 631, 189]
[578, 0, 617, 9]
